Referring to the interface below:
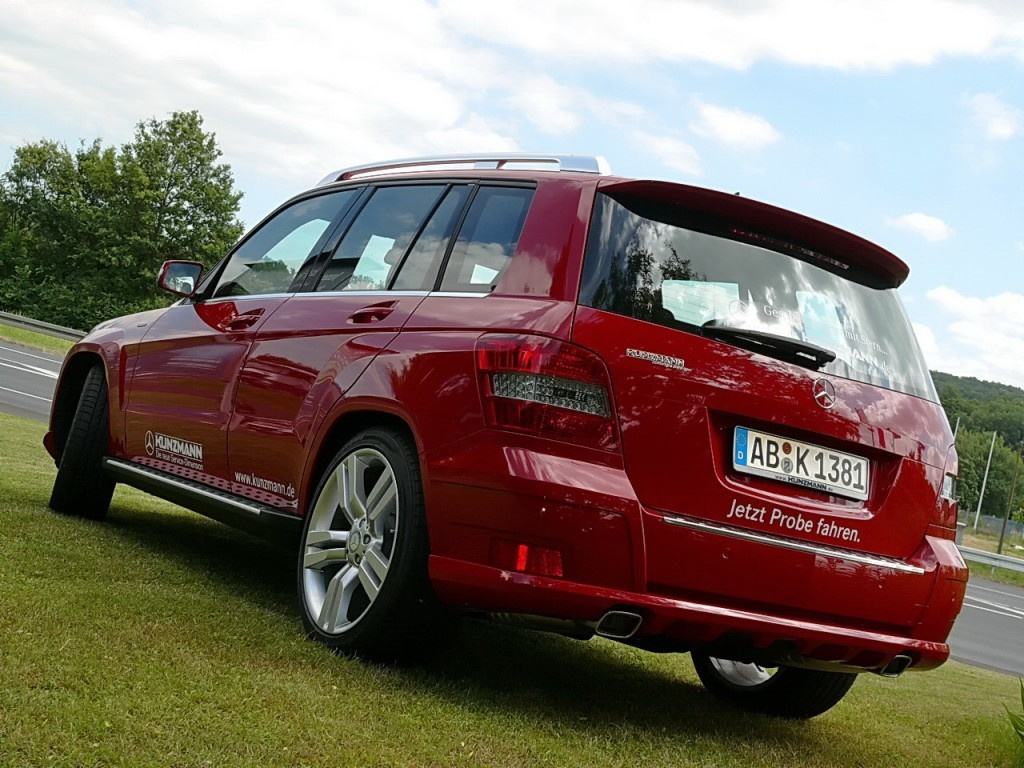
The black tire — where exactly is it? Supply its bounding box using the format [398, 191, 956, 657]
[48, 364, 116, 520]
[297, 427, 457, 663]
[691, 652, 857, 719]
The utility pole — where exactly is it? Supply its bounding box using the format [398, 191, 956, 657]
[997, 441, 1023, 556]
[973, 430, 998, 532]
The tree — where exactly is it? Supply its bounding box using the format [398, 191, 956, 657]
[955, 427, 1024, 523]
[0, 111, 243, 329]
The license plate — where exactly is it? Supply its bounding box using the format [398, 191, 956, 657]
[733, 427, 869, 501]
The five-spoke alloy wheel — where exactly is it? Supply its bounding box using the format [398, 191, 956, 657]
[297, 428, 453, 662]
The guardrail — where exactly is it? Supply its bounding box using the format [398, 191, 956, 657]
[0, 311, 84, 341]
[960, 546, 1024, 573]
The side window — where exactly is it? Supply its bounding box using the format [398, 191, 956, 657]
[439, 186, 534, 292]
[315, 185, 446, 292]
[391, 185, 471, 291]
[211, 191, 355, 298]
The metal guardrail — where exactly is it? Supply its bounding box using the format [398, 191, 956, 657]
[960, 546, 1024, 573]
[0, 310, 84, 341]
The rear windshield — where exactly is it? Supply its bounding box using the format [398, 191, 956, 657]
[580, 193, 937, 402]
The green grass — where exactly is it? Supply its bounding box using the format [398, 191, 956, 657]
[0, 323, 74, 356]
[1, 413, 1022, 767]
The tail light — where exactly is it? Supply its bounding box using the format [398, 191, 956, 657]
[928, 472, 958, 540]
[475, 334, 619, 452]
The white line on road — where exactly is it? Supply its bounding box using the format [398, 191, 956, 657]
[963, 597, 1024, 621]
[968, 583, 1024, 601]
[0, 384, 51, 402]
[0, 360, 59, 379]
[0, 345, 62, 364]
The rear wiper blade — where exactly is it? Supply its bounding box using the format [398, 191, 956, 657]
[700, 321, 837, 370]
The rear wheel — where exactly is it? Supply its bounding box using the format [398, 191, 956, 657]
[48, 364, 115, 519]
[297, 427, 456, 663]
[691, 652, 857, 719]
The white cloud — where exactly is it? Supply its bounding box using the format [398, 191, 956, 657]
[690, 102, 781, 149]
[506, 77, 581, 136]
[632, 132, 702, 176]
[966, 92, 1023, 139]
[921, 287, 1024, 387]
[440, 0, 1018, 71]
[887, 213, 955, 242]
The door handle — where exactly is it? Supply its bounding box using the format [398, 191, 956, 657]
[226, 311, 264, 330]
[347, 302, 397, 324]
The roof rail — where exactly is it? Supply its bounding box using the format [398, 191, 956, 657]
[316, 153, 611, 185]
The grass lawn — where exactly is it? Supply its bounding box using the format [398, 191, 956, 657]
[1, 412, 1022, 767]
[0, 323, 74, 357]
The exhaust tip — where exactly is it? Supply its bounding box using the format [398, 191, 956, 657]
[878, 654, 913, 678]
[595, 610, 643, 640]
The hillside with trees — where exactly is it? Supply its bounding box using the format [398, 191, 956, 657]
[933, 370, 1024, 523]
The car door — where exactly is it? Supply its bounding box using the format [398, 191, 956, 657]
[122, 189, 358, 486]
[226, 183, 471, 510]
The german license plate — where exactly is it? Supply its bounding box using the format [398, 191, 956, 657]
[733, 427, 869, 501]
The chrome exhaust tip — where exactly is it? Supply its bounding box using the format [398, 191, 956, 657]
[877, 654, 913, 678]
[594, 610, 643, 640]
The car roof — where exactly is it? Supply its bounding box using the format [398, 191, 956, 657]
[313, 154, 909, 289]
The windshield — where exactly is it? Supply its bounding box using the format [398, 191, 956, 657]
[580, 192, 937, 402]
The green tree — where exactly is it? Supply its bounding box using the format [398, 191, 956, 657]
[955, 427, 1024, 523]
[0, 111, 243, 329]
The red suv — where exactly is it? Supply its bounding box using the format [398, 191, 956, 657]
[45, 154, 967, 718]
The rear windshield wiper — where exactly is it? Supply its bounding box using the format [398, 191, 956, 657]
[700, 321, 837, 371]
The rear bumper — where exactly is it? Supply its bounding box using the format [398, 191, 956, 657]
[430, 555, 954, 673]
[423, 436, 967, 675]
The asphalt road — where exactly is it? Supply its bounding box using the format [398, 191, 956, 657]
[0, 342, 60, 422]
[949, 577, 1024, 676]
[1, 340, 1020, 678]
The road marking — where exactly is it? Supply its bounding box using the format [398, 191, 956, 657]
[0, 385, 51, 402]
[0, 360, 59, 379]
[968, 583, 1024, 601]
[963, 597, 1024, 621]
[0, 345, 62, 364]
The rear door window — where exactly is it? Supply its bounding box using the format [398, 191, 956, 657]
[315, 185, 447, 292]
[580, 193, 936, 401]
[391, 185, 472, 291]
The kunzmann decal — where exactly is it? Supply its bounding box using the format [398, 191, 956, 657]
[234, 471, 296, 499]
[145, 430, 204, 471]
[625, 348, 686, 371]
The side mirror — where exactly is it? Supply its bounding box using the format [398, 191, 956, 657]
[158, 260, 204, 297]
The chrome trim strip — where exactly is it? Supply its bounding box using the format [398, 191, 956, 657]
[659, 514, 925, 574]
[201, 293, 295, 303]
[310, 290, 429, 298]
[318, 153, 611, 185]
[427, 291, 491, 298]
[103, 458, 264, 516]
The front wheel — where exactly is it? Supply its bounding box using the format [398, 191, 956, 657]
[691, 652, 857, 719]
[48, 364, 115, 519]
[297, 427, 456, 663]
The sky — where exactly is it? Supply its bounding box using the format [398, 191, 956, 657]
[1, 0, 1023, 388]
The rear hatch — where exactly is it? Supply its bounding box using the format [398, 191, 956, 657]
[571, 181, 952, 629]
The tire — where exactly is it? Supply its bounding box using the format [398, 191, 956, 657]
[297, 427, 456, 663]
[48, 364, 116, 520]
[691, 652, 857, 719]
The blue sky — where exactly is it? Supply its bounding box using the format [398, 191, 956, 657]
[2, 0, 1023, 387]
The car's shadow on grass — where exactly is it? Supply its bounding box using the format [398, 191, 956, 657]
[96, 501, 846, 750]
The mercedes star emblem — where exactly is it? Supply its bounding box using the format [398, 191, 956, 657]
[812, 379, 837, 410]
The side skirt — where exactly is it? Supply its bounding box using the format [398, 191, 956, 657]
[102, 458, 302, 544]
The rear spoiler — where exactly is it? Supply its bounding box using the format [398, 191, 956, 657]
[597, 179, 909, 289]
